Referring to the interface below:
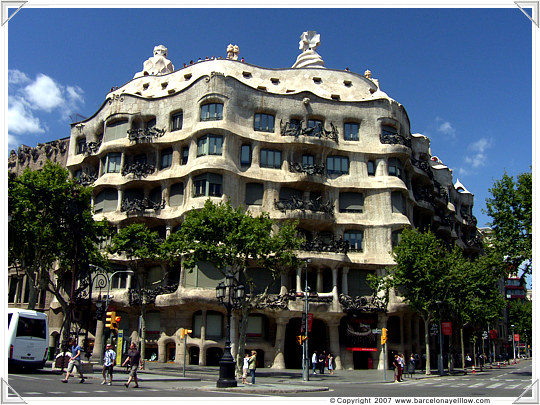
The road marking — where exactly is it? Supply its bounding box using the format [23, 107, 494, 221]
[486, 383, 504, 389]
[9, 375, 41, 380]
[24, 392, 42, 395]
[506, 384, 522, 389]
[70, 390, 89, 394]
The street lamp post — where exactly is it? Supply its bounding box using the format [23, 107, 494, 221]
[511, 324, 516, 362]
[302, 259, 311, 382]
[216, 271, 245, 388]
[89, 265, 134, 363]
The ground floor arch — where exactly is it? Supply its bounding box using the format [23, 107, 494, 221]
[284, 317, 328, 369]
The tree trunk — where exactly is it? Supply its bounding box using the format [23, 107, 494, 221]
[460, 328, 465, 370]
[140, 300, 147, 369]
[423, 317, 431, 375]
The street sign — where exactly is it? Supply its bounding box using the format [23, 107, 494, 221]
[482, 331, 488, 339]
[307, 313, 313, 333]
[514, 334, 520, 342]
[372, 328, 382, 334]
[430, 323, 439, 336]
[442, 322, 452, 336]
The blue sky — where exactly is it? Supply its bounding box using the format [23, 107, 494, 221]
[4, 3, 534, 229]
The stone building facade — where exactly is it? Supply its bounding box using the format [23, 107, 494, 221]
[13, 33, 482, 369]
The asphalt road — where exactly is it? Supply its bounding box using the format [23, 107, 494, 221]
[6, 359, 533, 400]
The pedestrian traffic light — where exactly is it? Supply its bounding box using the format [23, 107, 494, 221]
[105, 311, 116, 329]
[381, 328, 388, 345]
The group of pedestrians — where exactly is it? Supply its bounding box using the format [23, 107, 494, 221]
[242, 350, 258, 385]
[393, 353, 420, 382]
[311, 350, 336, 375]
[60, 339, 142, 388]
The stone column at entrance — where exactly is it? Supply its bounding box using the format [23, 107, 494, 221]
[296, 265, 302, 292]
[328, 319, 342, 370]
[280, 272, 288, 295]
[377, 314, 388, 370]
[316, 268, 323, 293]
[272, 318, 288, 368]
[341, 267, 349, 295]
[91, 319, 104, 361]
[199, 309, 207, 366]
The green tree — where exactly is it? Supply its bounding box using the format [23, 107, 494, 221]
[507, 299, 532, 348]
[108, 223, 163, 367]
[163, 200, 302, 374]
[484, 170, 532, 278]
[383, 228, 457, 375]
[8, 162, 108, 347]
[445, 245, 506, 369]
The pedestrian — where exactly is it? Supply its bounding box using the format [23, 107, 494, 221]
[318, 351, 326, 374]
[328, 353, 335, 375]
[409, 353, 416, 376]
[122, 342, 141, 388]
[398, 353, 405, 382]
[242, 353, 250, 384]
[393, 354, 400, 382]
[248, 350, 257, 384]
[61, 338, 85, 383]
[311, 351, 318, 374]
[101, 343, 116, 385]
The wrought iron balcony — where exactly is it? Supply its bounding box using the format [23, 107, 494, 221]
[380, 132, 412, 148]
[86, 140, 102, 155]
[127, 126, 166, 143]
[411, 157, 433, 179]
[301, 234, 350, 254]
[121, 162, 155, 178]
[121, 197, 165, 214]
[339, 293, 387, 313]
[128, 283, 177, 305]
[280, 120, 339, 143]
[76, 171, 98, 186]
[274, 196, 334, 216]
[288, 161, 325, 176]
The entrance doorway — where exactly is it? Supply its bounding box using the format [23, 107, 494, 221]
[284, 317, 327, 369]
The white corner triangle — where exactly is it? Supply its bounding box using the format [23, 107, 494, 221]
[0, 378, 26, 404]
[513, 379, 539, 404]
[515, 1, 540, 27]
[1, 1, 27, 26]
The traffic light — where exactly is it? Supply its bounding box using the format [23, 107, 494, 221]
[111, 315, 121, 332]
[381, 328, 388, 345]
[180, 328, 192, 339]
[296, 335, 307, 345]
[105, 311, 116, 329]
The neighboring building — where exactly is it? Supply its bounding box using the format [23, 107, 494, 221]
[11, 32, 482, 369]
[505, 274, 527, 302]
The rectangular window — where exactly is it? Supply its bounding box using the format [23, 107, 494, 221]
[161, 148, 173, 169]
[181, 147, 189, 165]
[367, 160, 376, 176]
[106, 152, 122, 173]
[241, 145, 252, 167]
[302, 154, 314, 166]
[382, 125, 397, 136]
[201, 103, 223, 121]
[339, 192, 364, 213]
[260, 149, 282, 169]
[308, 119, 323, 129]
[392, 191, 406, 214]
[197, 135, 223, 156]
[327, 156, 349, 175]
[194, 174, 223, 197]
[344, 123, 359, 141]
[171, 112, 183, 131]
[254, 113, 275, 132]
[245, 183, 264, 205]
[134, 153, 147, 165]
[388, 157, 403, 179]
[344, 230, 364, 252]
[76, 138, 87, 154]
[146, 118, 156, 128]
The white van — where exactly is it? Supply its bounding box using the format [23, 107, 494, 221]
[7, 308, 49, 369]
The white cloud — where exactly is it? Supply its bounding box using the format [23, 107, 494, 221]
[24, 74, 64, 112]
[435, 117, 456, 138]
[8, 133, 20, 151]
[8, 96, 45, 135]
[8, 69, 30, 85]
[464, 137, 493, 168]
[7, 72, 85, 137]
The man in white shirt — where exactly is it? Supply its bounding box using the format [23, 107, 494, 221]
[102, 344, 117, 386]
[311, 351, 318, 374]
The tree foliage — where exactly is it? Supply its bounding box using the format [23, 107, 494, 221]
[163, 199, 302, 373]
[109, 223, 163, 367]
[484, 169, 532, 278]
[507, 299, 532, 343]
[8, 162, 108, 345]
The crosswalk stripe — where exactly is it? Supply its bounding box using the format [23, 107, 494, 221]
[486, 383, 504, 389]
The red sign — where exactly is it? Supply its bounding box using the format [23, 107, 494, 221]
[346, 347, 378, 352]
[442, 322, 452, 336]
[514, 334, 520, 342]
[489, 330, 498, 339]
[307, 313, 313, 333]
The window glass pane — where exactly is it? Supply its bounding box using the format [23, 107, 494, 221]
[201, 103, 223, 121]
[169, 183, 184, 206]
[197, 137, 207, 156]
[245, 183, 263, 205]
[339, 192, 364, 213]
[16, 316, 46, 339]
[161, 148, 173, 169]
[206, 313, 223, 339]
[345, 123, 359, 140]
[344, 231, 363, 251]
[254, 114, 260, 130]
[181, 147, 189, 165]
[302, 155, 314, 166]
[171, 112, 183, 131]
[241, 145, 251, 166]
[367, 160, 375, 175]
[107, 153, 121, 173]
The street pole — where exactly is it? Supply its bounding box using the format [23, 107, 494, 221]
[183, 331, 187, 378]
[438, 319, 444, 376]
[511, 325, 516, 362]
[302, 259, 311, 382]
[383, 343, 387, 382]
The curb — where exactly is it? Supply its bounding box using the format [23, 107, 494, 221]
[186, 384, 330, 394]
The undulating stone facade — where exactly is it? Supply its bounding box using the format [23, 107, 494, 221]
[26, 33, 480, 369]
